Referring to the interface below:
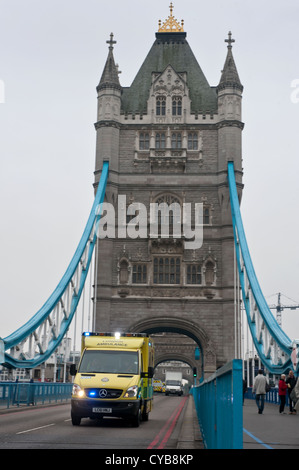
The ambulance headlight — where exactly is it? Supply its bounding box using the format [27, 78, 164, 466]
[72, 383, 85, 398]
[124, 385, 138, 398]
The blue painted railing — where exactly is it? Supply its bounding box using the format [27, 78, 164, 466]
[245, 387, 290, 406]
[191, 359, 243, 449]
[0, 382, 72, 409]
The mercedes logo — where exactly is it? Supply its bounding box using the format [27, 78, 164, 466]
[99, 389, 108, 398]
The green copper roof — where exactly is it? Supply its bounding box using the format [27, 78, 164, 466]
[121, 32, 217, 115]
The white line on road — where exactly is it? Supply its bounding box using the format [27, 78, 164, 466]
[16, 423, 55, 434]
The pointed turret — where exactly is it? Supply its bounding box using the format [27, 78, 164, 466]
[97, 33, 122, 92]
[217, 32, 243, 92]
[217, 32, 243, 176]
[95, 33, 121, 178]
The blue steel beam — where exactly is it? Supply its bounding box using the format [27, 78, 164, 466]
[228, 161, 298, 375]
[1, 162, 109, 369]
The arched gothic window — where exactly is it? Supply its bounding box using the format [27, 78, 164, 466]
[187, 264, 201, 284]
[132, 264, 147, 284]
[204, 208, 210, 225]
[139, 132, 149, 150]
[155, 132, 166, 149]
[171, 132, 182, 149]
[155, 194, 182, 236]
[156, 96, 166, 116]
[172, 96, 182, 116]
[188, 132, 198, 150]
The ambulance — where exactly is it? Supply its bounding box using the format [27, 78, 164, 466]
[70, 332, 154, 427]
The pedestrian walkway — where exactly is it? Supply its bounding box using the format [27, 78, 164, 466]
[243, 399, 299, 449]
[179, 396, 299, 450]
[177, 395, 204, 449]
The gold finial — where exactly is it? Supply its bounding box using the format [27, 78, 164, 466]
[158, 3, 184, 33]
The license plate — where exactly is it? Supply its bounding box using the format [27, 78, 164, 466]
[92, 407, 112, 413]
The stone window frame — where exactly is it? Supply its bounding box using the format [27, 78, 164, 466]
[156, 96, 166, 116]
[153, 256, 181, 285]
[186, 264, 202, 285]
[187, 132, 198, 150]
[203, 207, 210, 225]
[139, 132, 150, 150]
[132, 263, 147, 284]
[171, 132, 182, 149]
[172, 96, 182, 116]
[154, 193, 182, 237]
[155, 132, 166, 149]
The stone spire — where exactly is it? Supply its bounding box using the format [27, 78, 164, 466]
[217, 32, 243, 92]
[97, 33, 121, 92]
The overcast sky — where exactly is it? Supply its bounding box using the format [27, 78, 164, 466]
[0, 0, 299, 350]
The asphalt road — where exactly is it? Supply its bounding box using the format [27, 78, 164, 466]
[0, 394, 190, 450]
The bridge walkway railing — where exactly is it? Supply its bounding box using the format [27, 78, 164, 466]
[0, 382, 72, 409]
[191, 359, 243, 449]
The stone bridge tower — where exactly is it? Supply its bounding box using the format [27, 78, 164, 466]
[93, 6, 243, 379]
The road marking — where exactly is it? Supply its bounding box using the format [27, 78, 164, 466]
[243, 428, 273, 449]
[16, 423, 55, 434]
[148, 396, 187, 449]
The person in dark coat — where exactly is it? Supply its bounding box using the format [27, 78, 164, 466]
[286, 370, 297, 414]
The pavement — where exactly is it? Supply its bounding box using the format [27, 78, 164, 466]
[177, 396, 299, 450]
[177, 395, 204, 449]
[243, 398, 299, 450]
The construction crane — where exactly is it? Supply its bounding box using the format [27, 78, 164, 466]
[269, 292, 299, 326]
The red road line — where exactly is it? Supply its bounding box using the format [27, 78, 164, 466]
[147, 396, 188, 449]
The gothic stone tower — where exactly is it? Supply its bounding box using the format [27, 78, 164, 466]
[93, 7, 243, 378]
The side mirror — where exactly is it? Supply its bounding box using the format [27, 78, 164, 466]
[141, 367, 154, 379]
[70, 364, 77, 376]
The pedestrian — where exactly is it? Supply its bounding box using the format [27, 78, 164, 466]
[286, 370, 297, 414]
[278, 374, 288, 414]
[252, 369, 268, 414]
[293, 377, 299, 413]
[243, 379, 247, 405]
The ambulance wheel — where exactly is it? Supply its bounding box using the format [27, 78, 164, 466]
[71, 413, 81, 426]
[132, 407, 141, 427]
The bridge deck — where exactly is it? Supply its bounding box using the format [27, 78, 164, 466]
[180, 396, 299, 449]
[243, 398, 298, 449]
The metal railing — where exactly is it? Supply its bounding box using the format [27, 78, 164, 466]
[191, 359, 243, 449]
[245, 386, 290, 406]
[0, 382, 72, 409]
